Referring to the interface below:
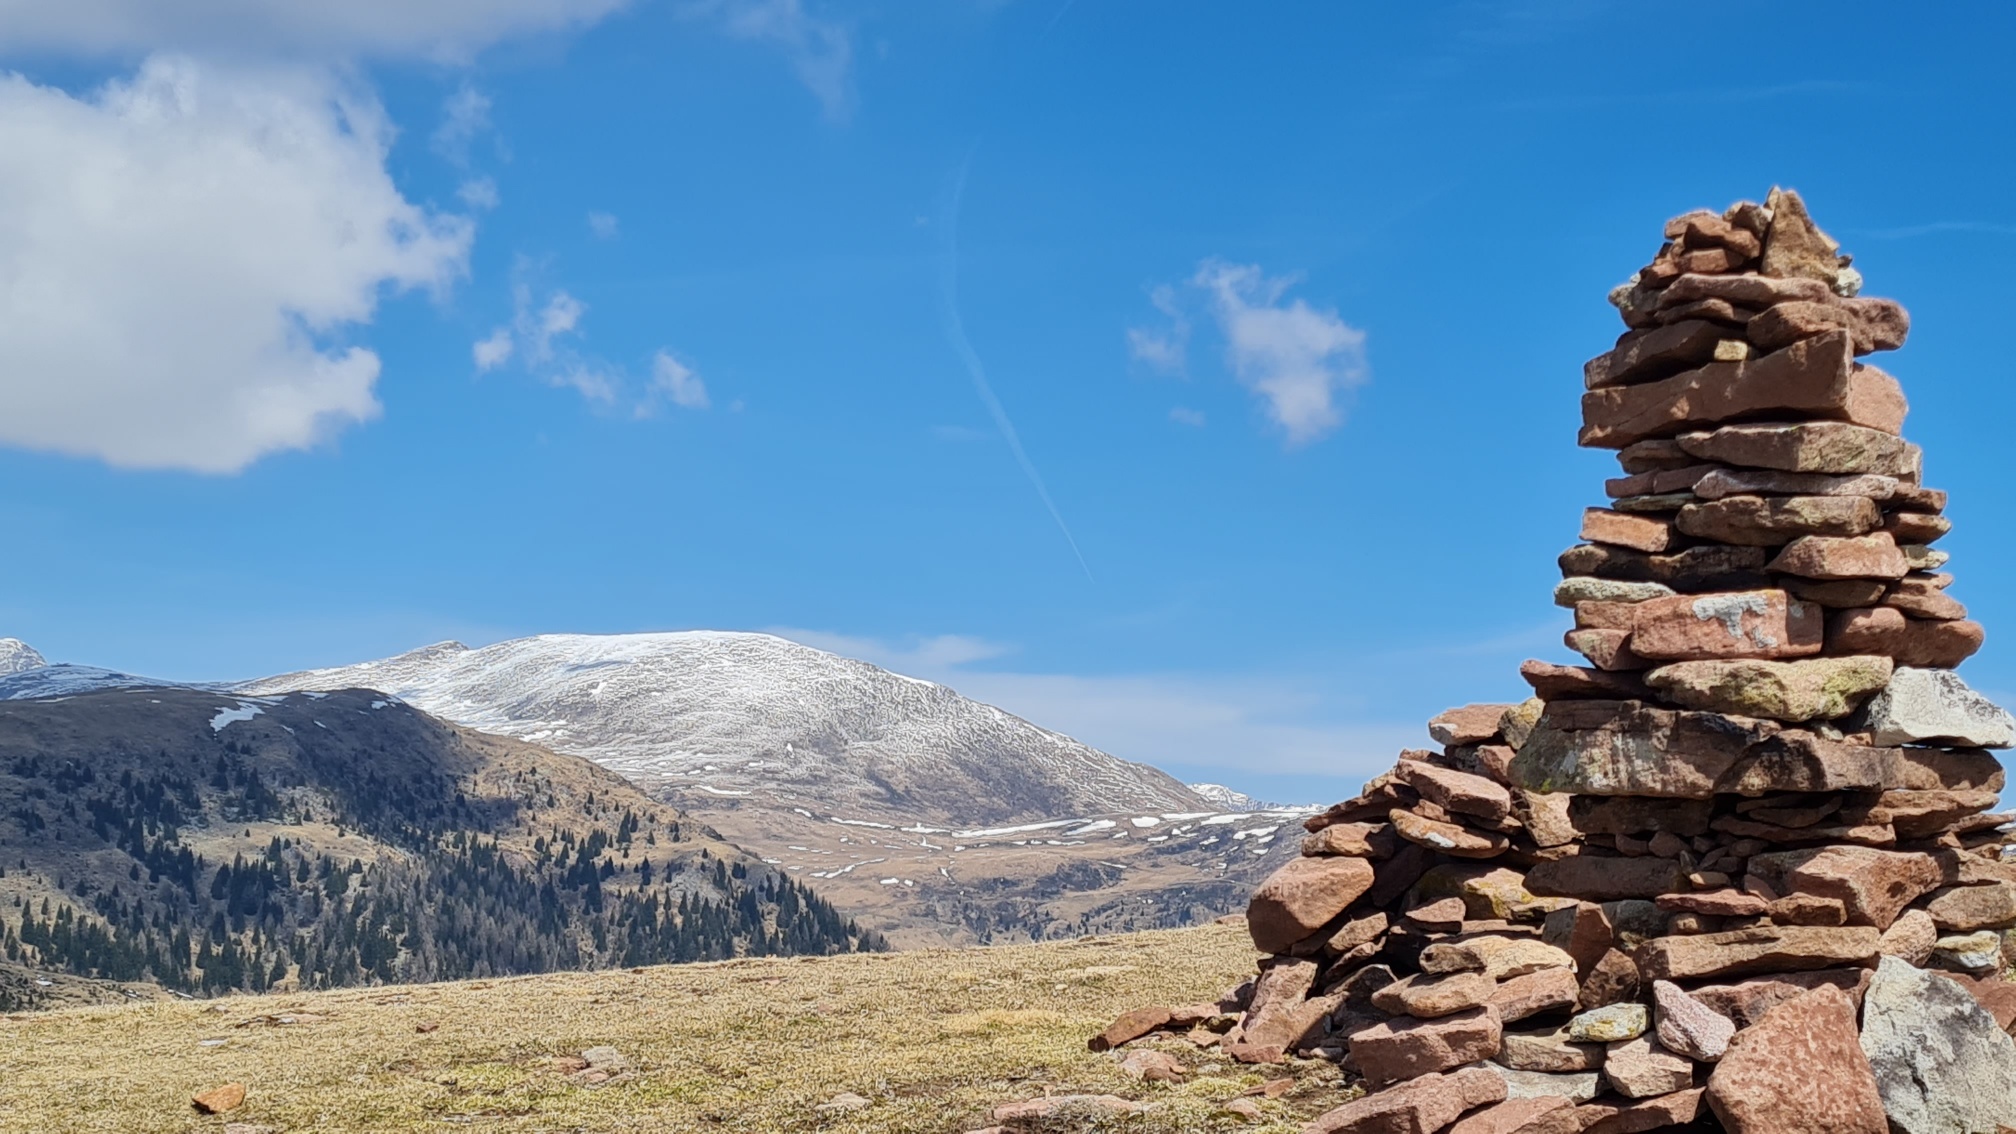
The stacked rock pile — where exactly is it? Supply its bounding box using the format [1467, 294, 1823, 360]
[1092, 191, 2016, 1134]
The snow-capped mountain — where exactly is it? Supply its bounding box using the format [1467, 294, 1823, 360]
[0, 638, 45, 675]
[240, 632, 1210, 825]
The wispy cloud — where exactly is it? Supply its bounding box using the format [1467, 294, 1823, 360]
[1126, 284, 1189, 374]
[685, 0, 854, 121]
[587, 210, 620, 239]
[472, 268, 709, 416]
[432, 84, 492, 165]
[1131, 260, 1368, 446]
[1196, 260, 1367, 446]
[1168, 406, 1206, 427]
[941, 152, 1092, 580]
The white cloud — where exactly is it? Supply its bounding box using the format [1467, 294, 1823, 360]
[457, 176, 501, 210]
[471, 327, 514, 371]
[1125, 283, 1188, 373]
[1192, 259, 1368, 446]
[686, 0, 853, 120]
[586, 210, 619, 239]
[1168, 406, 1206, 427]
[0, 0, 633, 61]
[768, 628, 1015, 673]
[474, 279, 707, 414]
[432, 84, 492, 164]
[646, 350, 710, 410]
[0, 57, 471, 473]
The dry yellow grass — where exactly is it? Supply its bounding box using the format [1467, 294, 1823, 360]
[0, 923, 1357, 1133]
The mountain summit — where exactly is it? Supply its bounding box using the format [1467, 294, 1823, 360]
[0, 638, 44, 675]
[242, 631, 1208, 826]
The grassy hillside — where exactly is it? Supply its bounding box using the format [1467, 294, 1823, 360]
[0, 923, 1351, 1133]
[0, 687, 879, 1002]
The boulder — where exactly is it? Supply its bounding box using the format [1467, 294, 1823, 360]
[1580, 509, 1672, 553]
[1704, 983, 1887, 1134]
[1854, 666, 2016, 748]
[1371, 972, 1496, 1020]
[1924, 882, 2016, 932]
[1394, 761, 1513, 822]
[1748, 297, 1909, 355]
[1487, 968, 1580, 1024]
[1568, 1002, 1647, 1043]
[1642, 655, 1890, 721]
[1302, 1066, 1507, 1134]
[1579, 331, 1905, 449]
[1602, 1035, 1696, 1098]
[1691, 468, 1898, 501]
[1759, 187, 1847, 283]
[1348, 1006, 1504, 1086]
[1580, 589, 1823, 661]
[1585, 319, 1727, 389]
[1247, 855, 1375, 953]
[1479, 1063, 1601, 1103]
[1577, 948, 1641, 1011]
[1447, 1096, 1582, 1134]
[1877, 908, 1938, 966]
[1675, 420, 1917, 476]
[1827, 606, 1986, 668]
[1675, 495, 1881, 545]
[1766, 532, 1910, 580]
[1559, 541, 1771, 593]
[1859, 955, 2016, 1134]
[1390, 808, 1510, 859]
[1686, 968, 1872, 1029]
[192, 1084, 248, 1115]
[1747, 846, 1942, 928]
[1551, 578, 1674, 608]
[1526, 855, 1687, 901]
[1931, 930, 2004, 972]
[1651, 980, 1734, 1061]
[1510, 701, 1780, 799]
[1632, 925, 1880, 982]
[1430, 703, 1518, 746]
[1576, 1088, 1704, 1134]
[1498, 1026, 1605, 1072]
[1088, 1005, 1172, 1051]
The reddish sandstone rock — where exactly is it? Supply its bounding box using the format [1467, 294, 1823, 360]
[1767, 532, 1910, 580]
[1633, 925, 1880, 982]
[1448, 1096, 1582, 1134]
[1686, 968, 1872, 1029]
[1652, 980, 1735, 1062]
[1704, 984, 1888, 1133]
[1677, 495, 1880, 545]
[1088, 1005, 1172, 1051]
[1526, 855, 1688, 901]
[1581, 508, 1673, 553]
[1487, 968, 1581, 1024]
[192, 1084, 247, 1115]
[1585, 320, 1728, 390]
[1747, 846, 1943, 928]
[1519, 660, 1653, 700]
[1580, 332, 1904, 449]
[1598, 589, 1825, 662]
[1577, 949, 1642, 1011]
[1395, 761, 1513, 823]
[1676, 420, 1917, 475]
[1511, 701, 1782, 799]
[1246, 855, 1375, 953]
[1302, 822, 1390, 858]
[1759, 188, 1847, 282]
[1348, 1006, 1505, 1086]
[1371, 972, 1496, 1020]
[1603, 1034, 1696, 1098]
[1827, 605, 1986, 667]
[1429, 703, 1516, 746]
[1748, 297, 1910, 355]
[1390, 808, 1510, 859]
[1924, 882, 2016, 932]
[1576, 1088, 1705, 1134]
[1303, 1066, 1507, 1134]
[1660, 270, 1833, 309]
[1563, 628, 1645, 672]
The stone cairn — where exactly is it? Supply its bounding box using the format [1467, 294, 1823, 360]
[1092, 191, 2016, 1134]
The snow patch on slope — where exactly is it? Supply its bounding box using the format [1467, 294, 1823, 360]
[240, 631, 1211, 824]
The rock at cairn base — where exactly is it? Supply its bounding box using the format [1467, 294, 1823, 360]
[1078, 190, 2016, 1134]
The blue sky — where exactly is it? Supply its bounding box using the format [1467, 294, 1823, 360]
[0, 1, 2012, 805]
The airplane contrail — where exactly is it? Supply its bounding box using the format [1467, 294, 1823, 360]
[939, 151, 1094, 581]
